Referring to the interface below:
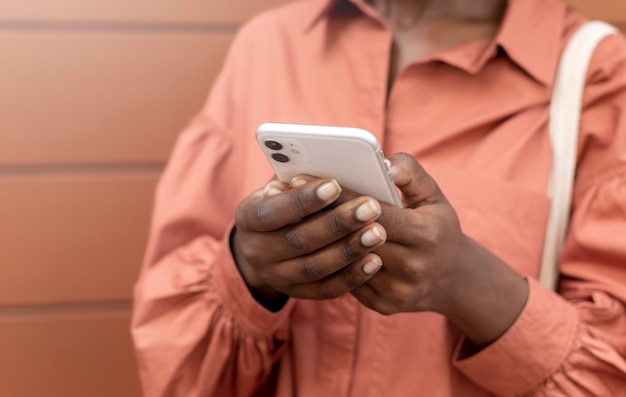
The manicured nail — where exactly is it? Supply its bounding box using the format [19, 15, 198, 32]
[263, 182, 283, 197]
[385, 159, 399, 178]
[389, 169, 399, 180]
[356, 199, 381, 222]
[363, 256, 383, 275]
[316, 180, 341, 201]
[290, 176, 307, 188]
[361, 225, 386, 247]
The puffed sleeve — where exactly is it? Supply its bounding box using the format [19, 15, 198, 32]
[452, 33, 626, 396]
[453, 173, 626, 396]
[130, 18, 294, 397]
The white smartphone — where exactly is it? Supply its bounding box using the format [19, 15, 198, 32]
[256, 122, 403, 207]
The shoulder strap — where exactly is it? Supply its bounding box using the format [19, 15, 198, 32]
[540, 21, 618, 291]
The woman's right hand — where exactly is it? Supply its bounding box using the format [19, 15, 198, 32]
[231, 176, 387, 311]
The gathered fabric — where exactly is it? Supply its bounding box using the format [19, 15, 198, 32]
[132, 0, 626, 395]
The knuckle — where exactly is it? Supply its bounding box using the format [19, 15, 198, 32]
[342, 268, 363, 290]
[299, 257, 323, 281]
[422, 223, 444, 246]
[255, 201, 277, 229]
[240, 241, 259, 263]
[329, 215, 349, 237]
[339, 242, 362, 263]
[238, 232, 267, 262]
[407, 214, 442, 247]
[391, 285, 417, 311]
[294, 192, 310, 214]
[404, 263, 424, 281]
[285, 229, 309, 252]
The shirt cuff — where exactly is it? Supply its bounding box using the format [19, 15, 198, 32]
[452, 277, 579, 395]
[212, 225, 294, 339]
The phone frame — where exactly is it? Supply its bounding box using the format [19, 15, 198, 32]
[256, 122, 403, 207]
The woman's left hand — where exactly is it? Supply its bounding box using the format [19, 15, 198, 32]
[351, 153, 529, 347]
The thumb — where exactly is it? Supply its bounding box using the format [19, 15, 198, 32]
[386, 153, 444, 207]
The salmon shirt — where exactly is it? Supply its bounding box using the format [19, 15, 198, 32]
[132, 0, 626, 395]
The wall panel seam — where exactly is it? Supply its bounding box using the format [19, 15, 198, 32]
[0, 164, 165, 176]
[0, 20, 239, 34]
[0, 301, 133, 319]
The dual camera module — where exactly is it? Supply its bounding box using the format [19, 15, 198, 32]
[264, 140, 290, 163]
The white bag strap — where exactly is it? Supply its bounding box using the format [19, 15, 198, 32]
[541, 21, 618, 291]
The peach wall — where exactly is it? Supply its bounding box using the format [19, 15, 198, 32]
[0, 2, 288, 396]
[0, 1, 623, 396]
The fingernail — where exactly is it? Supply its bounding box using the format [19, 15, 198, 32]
[290, 176, 307, 188]
[316, 180, 341, 201]
[361, 225, 386, 247]
[388, 167, 399, 179]
[356, 199, 381, 222]
[263, 182, 283, 197]
[363, 256, 383, 275]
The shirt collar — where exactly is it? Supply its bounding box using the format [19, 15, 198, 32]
[303, 0, 567, 86]
[495, 0, 566, 85]
[303, 0, 340, 33]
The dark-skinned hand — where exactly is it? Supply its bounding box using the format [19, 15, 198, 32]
[232, 153, 528, 347]
[231, 176, 387, 311]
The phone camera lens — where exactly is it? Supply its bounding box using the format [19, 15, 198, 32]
[272, 153, 290, 163]
[265, 140, 283, 150]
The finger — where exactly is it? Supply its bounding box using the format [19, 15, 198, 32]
[261, 179, 290, 198]
[274, 222, 387, 284]
[289, 174, 320, 188]
[351, 281, 402, 316]
[350, 282, 387, 313]
[290, 175, 363, 208]
[236, 178, 342, 232]
[234, 194, 384, 279]
[360, 242, 434, 313]
[273, 196, 384, 258]
[350, 263, 409, 316]
[386, 153, 444, 206]
[349, 251, 421, 316]
[286, 253, 384, 300]
[375, 203, 431, 245]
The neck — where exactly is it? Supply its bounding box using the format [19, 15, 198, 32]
[368, 0, 508, 24]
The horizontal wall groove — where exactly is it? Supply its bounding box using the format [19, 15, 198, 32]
[0, 163, 165, 176]
[0, 20, 239, 34]
[0, 300, 132, 319]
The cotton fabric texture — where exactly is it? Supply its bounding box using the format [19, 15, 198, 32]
[132, 0, 626, 395]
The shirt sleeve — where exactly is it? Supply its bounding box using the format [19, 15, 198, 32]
[130, 113, 295, 397]
[130, 19, 294, 396]
[452, 34, 626, 396]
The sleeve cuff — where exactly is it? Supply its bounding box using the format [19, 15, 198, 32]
[212, 225, 294, 339]
[452, 277, 580, 395]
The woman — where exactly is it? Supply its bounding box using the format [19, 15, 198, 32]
[132, 0, 626, 395]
